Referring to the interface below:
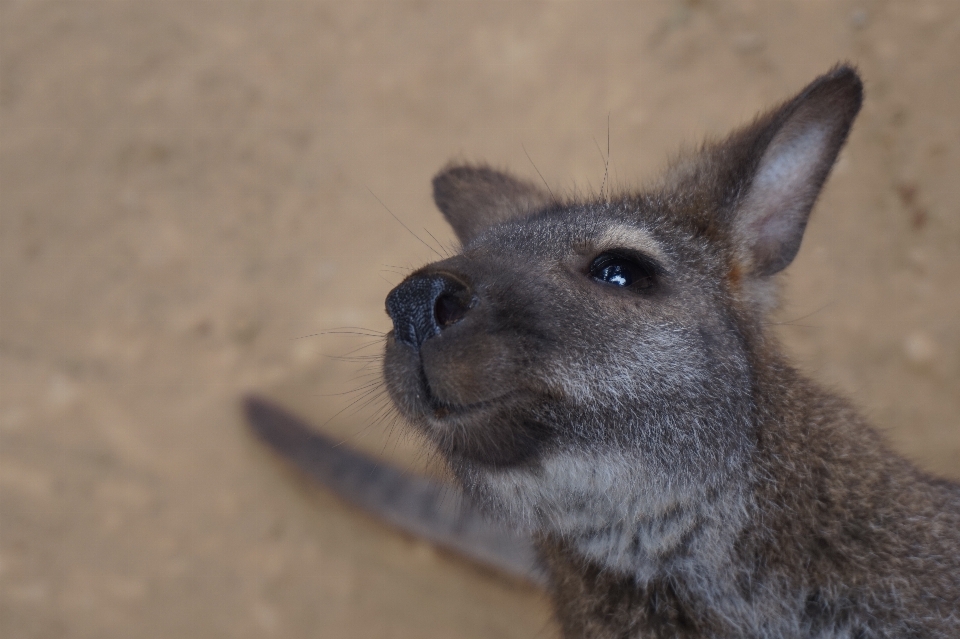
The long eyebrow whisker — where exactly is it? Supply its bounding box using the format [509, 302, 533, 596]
[367, 187, 443, 258]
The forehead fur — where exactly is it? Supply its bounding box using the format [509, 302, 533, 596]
[464, 197, 694, 259]
[460, 199, 737, 301]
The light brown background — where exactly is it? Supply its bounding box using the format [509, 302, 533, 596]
[2, 1, 958, 637]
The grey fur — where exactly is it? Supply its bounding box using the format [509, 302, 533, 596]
[379, 66, 960, 637]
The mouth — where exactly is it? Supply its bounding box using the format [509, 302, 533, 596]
[384, 335, 551, 468]
[425, 386, 522, 421]
[385, 332, 514, 419]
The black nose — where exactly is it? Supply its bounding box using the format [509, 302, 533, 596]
[386, 273, 474, 349]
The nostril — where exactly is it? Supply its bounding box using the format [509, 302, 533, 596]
[386, 272, 473, 349]
[434, 292, 472, 328]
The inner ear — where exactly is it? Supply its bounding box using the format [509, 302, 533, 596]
[432, 164, 553, 245]
[732, 66, 863, 276]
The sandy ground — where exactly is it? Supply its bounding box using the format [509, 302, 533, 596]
[1, 1, 958, 637]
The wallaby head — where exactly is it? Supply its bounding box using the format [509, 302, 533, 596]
[383, 67, 863, 576]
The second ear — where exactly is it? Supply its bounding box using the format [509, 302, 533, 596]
[432, 165, 553, 245]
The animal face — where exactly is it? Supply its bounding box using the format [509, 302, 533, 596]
[382, 66, 862, 566]
[384, 199, 759, 570]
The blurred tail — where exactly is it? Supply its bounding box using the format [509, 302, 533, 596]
[243, 395, 545, 586]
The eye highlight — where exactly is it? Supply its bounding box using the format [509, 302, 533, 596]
[588, 252, 659, 292]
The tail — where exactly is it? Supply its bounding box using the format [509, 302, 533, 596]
[242, 395, 545, 586]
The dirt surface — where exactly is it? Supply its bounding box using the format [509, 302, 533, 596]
[1, 1, 958, 637]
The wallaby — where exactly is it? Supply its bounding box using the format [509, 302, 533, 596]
[248, 66, 960, 638]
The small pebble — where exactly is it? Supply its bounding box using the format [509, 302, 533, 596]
[903, 332, 936, 366]
[850, 9, 868, 30]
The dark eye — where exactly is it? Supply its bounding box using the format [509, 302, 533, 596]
[588, 253, 658, 291]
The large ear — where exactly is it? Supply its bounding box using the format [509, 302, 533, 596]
[432, 164, 553, 245]
[726, 65, 863, 276]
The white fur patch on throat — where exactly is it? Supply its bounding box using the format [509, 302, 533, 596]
[476, 449, 748, 580]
